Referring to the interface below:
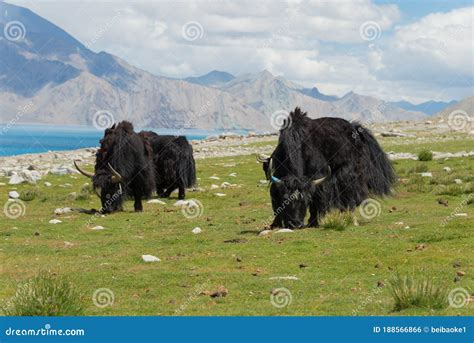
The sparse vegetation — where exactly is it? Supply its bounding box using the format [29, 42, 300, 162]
[320, 210, 354, 231]
[19, 188, 38, 201]
[418, 150, 433, 161]
[389, 272, 448, 311]
[1, 271, 84, 316]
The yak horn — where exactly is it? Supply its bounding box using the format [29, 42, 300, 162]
[74, 160, 94, 178]
[312, 166, 331, 186]
[256, 153, 270, 163]
[107, 163, 123, 183]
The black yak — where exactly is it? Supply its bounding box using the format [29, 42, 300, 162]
[74, 121, 155, 213]
[139, 131, 196, 199]
[257, 107, 395, 229]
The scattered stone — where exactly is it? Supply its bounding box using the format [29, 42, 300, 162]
[437, 198, 448, 207]
[419, 172, 433, 177]
[229, 172, 237, 177]
[63, 241, 74, 248]
[214, 193, 226, 197]
[456, 271, 466, 277]
[192, 227, 202, 234]
[147, 199, 166, 205]
[454, 179, 463, 184]
[49, 219, 62, 224]
[415, 243, 427, 251]
[221, 182, 232, 189]
[209, 184, 219, 190]
[258, 230, 272, 236]
[443, 167, 452, 172]
[380, 131, 414, 138]
[8, 191, 20, 199]
[275, 228, 294, 233]
[259, 179, 268, 184]
[8, 175, 25, 185]
[54, 207, 73, 215]
[91, 226, 105, 230]
[454, 213, 467, 217]
[142, 254, 161, 262]
[44, 182, 52, 187]
[209, 176, 220, 180]
[269, 276, 300, 281]
[173, 200, 188, 207]
[210, 286, 228, 298]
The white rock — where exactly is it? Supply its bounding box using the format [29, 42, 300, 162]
[275, 228, 294, 233]
[8, 191, 20, 199]
[259, 180, 268, 184]
[209, 176, 220, 180]
[214, 193, 226, 197]
[91, 226, 105, 230]
[395, 221, 404, 225]
[229, 172, 237, 177]
[49, 168, 69, 175]
[419, 172, 433, 177]
[187, 200, 200, 208]
[268, 276, 300, 281]
[192, 227, 202, 234]
[44, 182, 52, 187]
[259, 230, 272, 236]
[0, 182, 6, 186]
[49, 219, 62, 224]
[221, 182, 232, 189]
[209, 184, 219, 190]
[443, 167, 452, 172]
[454, 213, 467, 217]
[142, 254, 160, 262]
[54, 207, 73, 215]
[8, 175, 25, 185]
[173, 200, 188, 207]
[454, 179, 463, 184]
[147, 199, 166, 205]
[404, 226, 410, 229]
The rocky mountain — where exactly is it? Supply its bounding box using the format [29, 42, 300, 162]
[436, 96, 473, 119]
[184, 70, 235, 87]
[390, 100, 457, 116]
[0, 2, 429, 131]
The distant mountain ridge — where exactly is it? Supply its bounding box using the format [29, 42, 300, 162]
[390, 100, 458, 116]
[0, 2, 463, 131]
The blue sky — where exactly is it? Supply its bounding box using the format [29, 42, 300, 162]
[9, 0, 474, 103]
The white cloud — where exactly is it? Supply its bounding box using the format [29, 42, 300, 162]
[8, 0, 473, 102]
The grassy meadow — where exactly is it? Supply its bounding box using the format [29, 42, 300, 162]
[0, 132, 473, 316]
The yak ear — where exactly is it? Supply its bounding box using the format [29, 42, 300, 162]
[271, 176, 282, 183]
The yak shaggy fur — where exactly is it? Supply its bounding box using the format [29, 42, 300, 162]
[94, 121, 155, 212]
[267, 107, 396, 228]
[139, 131, 196, 199]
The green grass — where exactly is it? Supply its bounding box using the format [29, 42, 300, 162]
[0, 133, 473, 316]
[1, 271, 83, 316]
[389, 272, 448, 311]
[418, 150, 433, 162]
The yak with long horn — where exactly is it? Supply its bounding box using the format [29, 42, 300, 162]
[261, 107, 395, 229]
[75, 121, 155, 213]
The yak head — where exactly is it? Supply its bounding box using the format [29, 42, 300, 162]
[257, 153, 330, 228]
[74, 123, 130, 213]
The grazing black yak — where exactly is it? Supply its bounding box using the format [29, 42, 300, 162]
[257, 107, 395, 229]
[139, 131, 196, 199]
[75, 121, 155, 213]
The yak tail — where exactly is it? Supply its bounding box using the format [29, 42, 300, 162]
[355, 123, 396, 196]
[179, 142, 196, 188]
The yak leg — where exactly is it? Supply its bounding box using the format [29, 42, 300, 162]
[133, 190, 143, 212]
[178, 185, 185, 200]
[307, 212, 319, 227]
